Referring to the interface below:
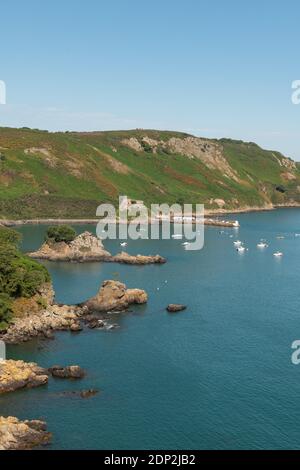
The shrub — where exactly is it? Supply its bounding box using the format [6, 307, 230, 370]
[0, 226, 21, 247]
[0, 293, 12, 330]
[0, 228, 50, 302]
[46, 225, 76, 243]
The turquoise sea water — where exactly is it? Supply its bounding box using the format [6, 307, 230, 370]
[2, 209, 300, 450]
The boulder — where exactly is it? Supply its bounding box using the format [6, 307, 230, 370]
[167, 304, 187, 313]
[85, 280, 148, 313]
[70, 321, 83, 332]
[48, 365, 85, 379]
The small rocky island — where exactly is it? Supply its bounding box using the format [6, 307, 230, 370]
[29, 227, 166, 264]
[84, 280, 148, 312]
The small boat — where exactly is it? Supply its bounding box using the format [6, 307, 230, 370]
[273, 251, 283, 257]
[182, 242, 190, 246]
[120, 242, 128, 247]
[237, 246, 246, 253]
[234, 240, 242, 246]
[276, 236, 285, 240]
[172, 234, 183, 239]
[257, 242, 268, 248]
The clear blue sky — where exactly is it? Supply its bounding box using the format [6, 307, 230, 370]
[1, 0, 300, 159]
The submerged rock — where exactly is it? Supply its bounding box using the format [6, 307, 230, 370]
[84, 280, 148, 313]
[167, 304, 187, 313]
[80, 389, 99, 398]
[0, 416, 51, 450]
[0, 360, 48, 394]
[48, 365, 85, 379]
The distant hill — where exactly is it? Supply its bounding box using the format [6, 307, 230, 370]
[0, 127, 299, 219]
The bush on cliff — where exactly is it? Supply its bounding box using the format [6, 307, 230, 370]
[0, 293, 12, 330]
[0, 227, 50, 329]
[0, 226, 21, 247]
[46, 225, 76, 244]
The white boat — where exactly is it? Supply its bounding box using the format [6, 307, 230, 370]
[237, 246, 246, 253]
[182, 242, 190, 246]
[172, 234, 183, 239]
[257, 242, 268, 248]
[120, 242, 128, 247]
[234, 240, 242, 246]
[276, 236, 285, 240]
[273, 251, 283, 257]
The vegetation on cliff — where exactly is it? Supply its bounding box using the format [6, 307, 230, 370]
[46, 225, 76, 243]
[0, 226, 50, 329]
[0, 127, 299, 218]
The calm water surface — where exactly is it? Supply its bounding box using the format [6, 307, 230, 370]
[1, 209, 300, 449]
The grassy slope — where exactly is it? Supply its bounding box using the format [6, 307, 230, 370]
[0, 127, 299, 218]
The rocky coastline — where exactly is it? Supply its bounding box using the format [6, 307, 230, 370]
[0, 360, 49, 394]
[0, 279, 148, 344]
[0, 417, 52, 450]
[0, 228, 173, 450]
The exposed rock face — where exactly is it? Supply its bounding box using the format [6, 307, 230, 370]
[1, 304, 84, 344]
[167, 304, 187, 313]
[0, 417, 51, 450]
[29, 231, 111, 262]
[121, 137, 143, 152]
[85, 280, 148, 313]
[0, 360, 48, 393]
[48, 365, 85, 379]
[122, 135, 239, 181]
[29, 231, 166, 265]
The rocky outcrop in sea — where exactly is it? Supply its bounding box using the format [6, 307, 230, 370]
[84, 280, 148, 313]
[29, 231, 166, 264]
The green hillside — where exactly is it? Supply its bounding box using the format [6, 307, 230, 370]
[0, 127, 299, 219]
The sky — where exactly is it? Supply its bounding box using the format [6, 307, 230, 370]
[0, 0, 300, 159]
